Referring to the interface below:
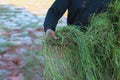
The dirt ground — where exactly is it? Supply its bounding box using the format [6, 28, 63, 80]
[0, 5, 66, 80]
[0, 1, 66, 79]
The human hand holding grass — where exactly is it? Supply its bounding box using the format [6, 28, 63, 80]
[46, 29, 57, 40]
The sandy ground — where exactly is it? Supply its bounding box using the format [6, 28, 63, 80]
[0, 0, 54, 15]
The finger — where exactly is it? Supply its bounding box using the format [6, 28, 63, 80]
[46, 29, 51, 37]
[49, 31, 58, 40]
[54, 36, 58, 40]
[46, 29, 57, 39]
[49, 32, 58, 40]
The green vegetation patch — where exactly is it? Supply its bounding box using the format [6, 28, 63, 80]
[43, 0, 120, 80]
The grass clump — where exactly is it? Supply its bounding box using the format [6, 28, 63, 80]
[43, 0, 120, 80]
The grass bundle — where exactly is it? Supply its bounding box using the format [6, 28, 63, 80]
[43, 45, 74, 80]
[108, 0, 120, 79]
[44, 26, 97, 80]
[87, 13, 115, 80]
[43, 0, 120, 80]
[108, 0, 120, 44]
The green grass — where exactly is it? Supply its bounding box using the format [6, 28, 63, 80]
[43, 0, 120, 80]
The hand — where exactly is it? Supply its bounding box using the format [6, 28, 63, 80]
[46, 29, 58, 40]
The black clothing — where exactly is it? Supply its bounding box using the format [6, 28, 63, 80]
[44, 0, 111, 32]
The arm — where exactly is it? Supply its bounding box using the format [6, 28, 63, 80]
[44, 0, 69, 32]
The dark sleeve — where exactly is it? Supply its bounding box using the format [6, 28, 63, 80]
[44, 0, 69, 32]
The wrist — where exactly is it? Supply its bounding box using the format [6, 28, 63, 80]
[44, 26, 55, 32]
